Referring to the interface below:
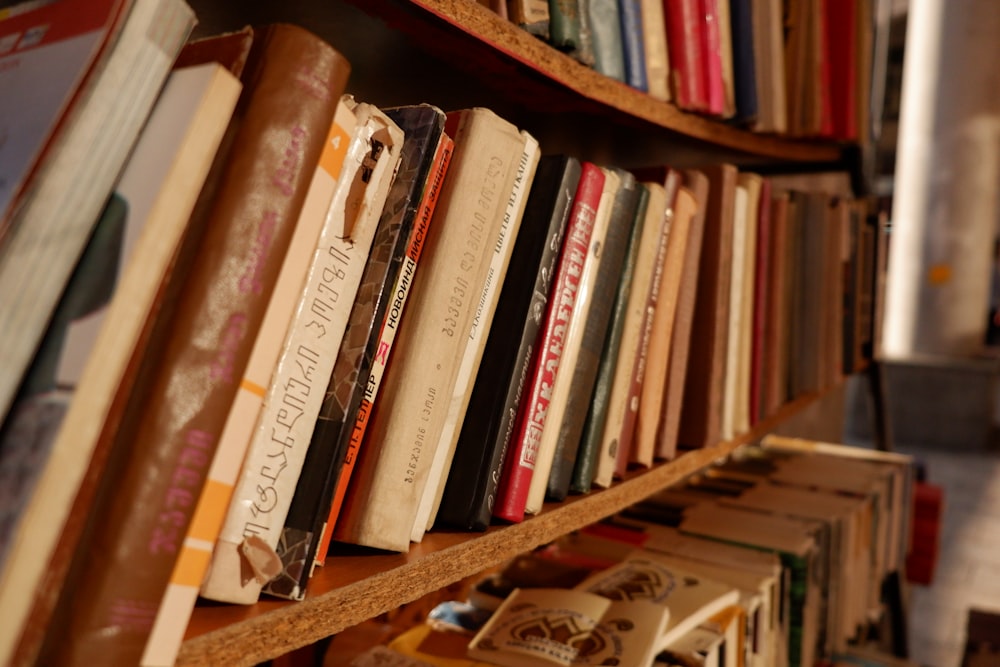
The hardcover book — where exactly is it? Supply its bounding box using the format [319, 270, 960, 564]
[618, 0, 648, 91]
[546, 168, 639, 501]
[720, 182, 749, 440]
[586, 0, 626, 82]
[201, 98, 404, 604]
[525, 166, 620, 515]
[332, 107, 527, 552]
[314, 113, 453, 564]
[664, 0, 708, 111]
[733, 172, 762, 436]
[437, 155, 581, 531]
[33, 24, 348, 666]
[493, 162, 605, 523]
[413, 131, 540, 540]
[639, 0, 670, 100]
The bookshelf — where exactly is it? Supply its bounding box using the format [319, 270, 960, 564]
[178, 390, 834, 666]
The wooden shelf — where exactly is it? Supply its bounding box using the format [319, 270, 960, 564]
[351, 0, 845, 164]
[178, 390, 828, 667]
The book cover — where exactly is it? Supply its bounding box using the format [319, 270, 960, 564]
[413, 131, 540, 540]
[654, 169, 708, 461]
[631, 185, 696, 466]
[525, 167, 621, 515]
[639, 0, 670, 101]
[332, 107, 526, 552]
[546, 169, 638, 501]
[467, 587, 670, 667]
[437, 155, 581, 531]
[492, 162, 605, 523]
[570, 182, 648, 494]
[618, 0, 648, 91]
[32, 24, 348, 667]
[315, 116, 453, 564]
[676, 163, 737, 450]
[587, 0, 626, 82]
[201, 98, 405, 604]
[610, 170, 681, 479]
[664, 0, 708, 111]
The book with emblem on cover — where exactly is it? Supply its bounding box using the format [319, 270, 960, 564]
[333, 107, 528, 553]
[524, 167, 620, 515]
[28, 24, 348, 667]
[200, 98, 404, 605]
[546, 168, 639, 501]
[467, 587, 670, 667]
[493, 162, 605, 523]
[437, 155, 581, 531]
[413, 131, 540, 540]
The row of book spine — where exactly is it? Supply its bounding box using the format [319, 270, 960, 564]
[0, 17, 877, 667]
[500, 0, 874, 139]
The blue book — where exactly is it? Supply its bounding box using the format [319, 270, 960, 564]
[618, 0, 648, 91]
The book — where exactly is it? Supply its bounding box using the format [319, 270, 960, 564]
[728, 0, 758, 124]
[733, 172, 762, 436]
[0, 40, 238, 667]
[639, 0, 670, 101]
[0, 0, 195, 426]
[587, 0, 626, 82]
[547, 0, 582, 52]
[676, 164, 737, 449]
[508, 0, 550, 39]
[749, 0, 787, 133]
[699, 0, 725, 116]
[575, 550, 741, 650]
[664, 0, 707, 111]
[467, 587, 671, 667]
[748, 177, 772, 425]
[618, 0, 648, 91]
[631, 185, 696, 466]
[29, 24, 348, 667]
[200, 98, 404, 604]
[332, 107, 527, 552]
[654, 169, 708, 460]
[314, 110, 453, 563]
[714, 0, 736, 118]
[762, 191, 790, 417]
[591, 177, 668, 486]
[720, 182, 748, 441]
[545, 169, 638, 501]
[524, 166, 620, 515]
[570, 181, 648, 494]
[436, 155, 581, 531]
[493, 162, 605, 523]
[413, 131, 540, 540]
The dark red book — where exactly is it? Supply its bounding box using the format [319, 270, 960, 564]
[492, 162, 605, 524]
[749, 177, 772, 425]
[663, 0, 709, 112]
[825, 0, 858, 140]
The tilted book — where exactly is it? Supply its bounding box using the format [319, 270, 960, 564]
[333, 107, 527, 552]
[33, 24, 348, 667]
[493, 162, 605, 523]
[655, 169, 709, 460]
[200, 98, 404, 604]
[525, 167, 620, 515]
[314, 116, 453, 565]
[436, 155, 581, 531]
[413, 131, 540, 540]
[546, 169, 640, 501]
[571, 183, 649, 494]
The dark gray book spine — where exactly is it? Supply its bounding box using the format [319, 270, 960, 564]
[436, 155, 581, 531]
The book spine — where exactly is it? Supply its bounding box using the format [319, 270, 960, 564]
[548, 0, 582, 50]
[437, 155, 582, 531]
[412, 132, 539, 541]
[508, 0, 551, 38]
[332, 108, 525, 553]
[587, 0, 626, 81]
[612, 169, 681, 478]
[493, 162, 605, 523]
[749, 177, 772, 425]
[729, 0, 758, 123]
[525, 167, 620, 515]
[700, 0, 725, 115]
[618, 0, 648, 91]
[640, 0, 671, 101]
[547, 170, 639, 501]
[664, 0, 708, 111]
[721, 183, 749, 440]
[313, 129, 453, 564]
[570, 179, 648, 494]
[48, 25, 348, 666]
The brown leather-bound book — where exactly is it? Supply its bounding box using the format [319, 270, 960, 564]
[677, 163, 737, 449]
[36, 25, 349, 667]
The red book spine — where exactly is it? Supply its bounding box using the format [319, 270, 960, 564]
[699, 0, 726, 116]
[664, 0, 708, 111]
[492, 162, 605, 523]
[825, 0, 857, 140]
[749, 177, 772, 425]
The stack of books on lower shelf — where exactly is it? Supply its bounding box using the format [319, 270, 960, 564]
[0, 11, 881, 667]
[323, 436, 916, 667]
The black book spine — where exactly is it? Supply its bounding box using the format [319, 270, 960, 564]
[546, 168, 640, 502]
[264, 105, 445, 599]
[436, 155, 582, 531]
